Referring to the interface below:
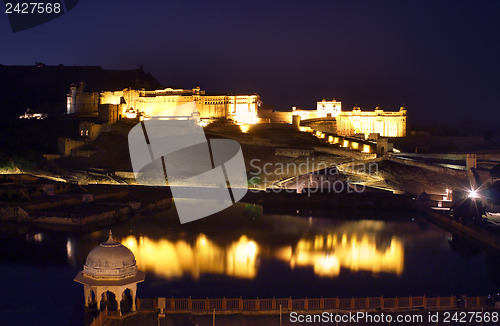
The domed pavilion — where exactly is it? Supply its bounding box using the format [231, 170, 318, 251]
[74, 231, 145, 315]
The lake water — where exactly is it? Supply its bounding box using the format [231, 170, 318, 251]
[1, 203, 499, 325]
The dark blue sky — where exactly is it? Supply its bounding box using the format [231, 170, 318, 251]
[1, 0, 499, 126]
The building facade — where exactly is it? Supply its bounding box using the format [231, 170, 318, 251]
[266, 100, 407, 138]
[289, 99, 342, 120]
[337, 106, 407, 138]
[316, 99, 342, 118]
[67, 84, 406, 137]
[68, 85, 260, 124]
[290, 100, 407, 138]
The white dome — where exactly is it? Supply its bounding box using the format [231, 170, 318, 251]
[83, 231, 137, 279]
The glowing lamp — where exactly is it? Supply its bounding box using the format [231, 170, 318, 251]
[468, 190, 479, 199]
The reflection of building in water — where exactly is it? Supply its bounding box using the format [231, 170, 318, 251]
[279, 233, 404, 277]
[120, 231, 402, 280]
[120, 234, 259, 280]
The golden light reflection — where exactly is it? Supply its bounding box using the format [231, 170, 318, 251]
[227, 235, 258, 278]
[119, 231, 403, 280]
[287, 234, 404, 277]
[120, 234, 259, 280]
[239, 124, 251, 133]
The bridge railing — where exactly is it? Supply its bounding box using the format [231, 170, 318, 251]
[137, 298, 157, 311]
[137, 295, 488, 313]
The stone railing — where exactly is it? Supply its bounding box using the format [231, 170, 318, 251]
[137, 295, 489, 314]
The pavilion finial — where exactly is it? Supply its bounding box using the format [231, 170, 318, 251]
[102, 229, 119, 246]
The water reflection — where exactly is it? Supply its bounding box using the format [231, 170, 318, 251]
[120, 235, 259, 279]
[285, 234, 404, 276]
[66, 238, 75, 263]
[120, 231, 403, 280]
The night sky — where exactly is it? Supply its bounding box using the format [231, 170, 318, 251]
[1, 0, 499, 126]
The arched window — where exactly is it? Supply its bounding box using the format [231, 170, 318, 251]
[120, 289, 133, 314]
[87, 289, 97, 311]
[100, 291, 118, 311]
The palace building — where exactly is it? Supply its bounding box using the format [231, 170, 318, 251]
[336, 105, 407, 138]
[67, 83, 260, 124]
[67, 83, 406, 138]
[312, 99, 407, 137]
[261, 99, 407, 138]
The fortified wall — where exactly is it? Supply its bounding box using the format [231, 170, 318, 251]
[67, 84, 406, 138]
[258, 99, 407, 138]
[68, 85, 260, 124]
[337, 106, 407, 138]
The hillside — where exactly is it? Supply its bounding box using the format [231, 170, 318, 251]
[0, 64, 163, 119]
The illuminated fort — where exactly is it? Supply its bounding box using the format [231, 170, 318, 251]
[336, 105, 407, 138]
[68, 83, 406, 137]
[67, 83, 260, 124]
[277, 100, 407, 138]
[258, 99, 406, 138]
